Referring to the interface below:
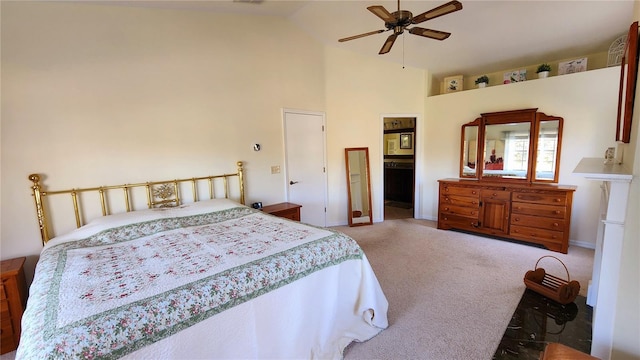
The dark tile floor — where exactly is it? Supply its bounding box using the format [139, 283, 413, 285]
[493, 289, 593, 359]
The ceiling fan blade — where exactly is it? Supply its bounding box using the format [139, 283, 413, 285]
[379, 34, 398, 54]
[339, 29, 386, 42]
[408, 27, 451, 40]
[412, 0, 463, 24]
[367, 5, 395, 23]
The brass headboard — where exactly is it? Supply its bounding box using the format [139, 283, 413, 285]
[29, 161, 245, 245]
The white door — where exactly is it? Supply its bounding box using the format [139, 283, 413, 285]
[283, 109, 327, 227]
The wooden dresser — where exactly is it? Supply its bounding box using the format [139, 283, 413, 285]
[437, 179, 576, 253]
[1, 257, 28, 354]
[261, 202, 302, 221]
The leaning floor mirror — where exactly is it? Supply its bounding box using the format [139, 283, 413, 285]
[345, 147, 373, 226]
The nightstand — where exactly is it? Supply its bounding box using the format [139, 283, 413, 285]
[261, 202, 302, 221]
[1, 257, 27, 354]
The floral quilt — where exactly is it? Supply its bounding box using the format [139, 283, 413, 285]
[18, 206, 363, 360]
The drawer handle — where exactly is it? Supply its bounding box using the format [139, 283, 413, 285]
[554, 210, 561, 214]
[472, 191, 477, 194]
[470, 211, 476, 215]
[471, 201, 477, 205]
[553, 222, 559, 227]
[514, 217, 520, 222]
[443, 217, 448, 220]
[492, 193, 497, 196]
[445, 197, 450, 201]
[444, 207, 449, 211]
[555, 198, 562, 202]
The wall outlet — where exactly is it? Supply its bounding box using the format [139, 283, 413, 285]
[271, 165, 280, 174]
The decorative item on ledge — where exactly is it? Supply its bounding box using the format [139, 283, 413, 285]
[537, 63, 551, 78]
[558, 58, 587, 75]
[443, 75, 463, 93]
[503, 69, 526, 84]
[475, 75, 489, 88]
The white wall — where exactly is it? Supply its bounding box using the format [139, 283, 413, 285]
[424, 67, 620, 247]
[0, 2, 327, 279]
[324, 46, 425, 226]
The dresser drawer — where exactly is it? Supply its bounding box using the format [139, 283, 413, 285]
[440, 185, 480, 197]
[0, 283, 6, 300]
[440, 194, 480, 208]
[512, 192, 568, 206]
[439, 213, 479, 230]
[511, 213, 565, 231]
[510, 225, 564, 245]
[440, 204, 479, 218]
[512, 202, 566, 219]
[480, 189, 511, 201]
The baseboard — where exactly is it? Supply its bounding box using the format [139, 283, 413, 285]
[569, 239, 596, 250]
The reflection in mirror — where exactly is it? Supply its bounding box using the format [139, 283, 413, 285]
[345, 147, 373, 226]
[461, 124, 478, 177]
[534, 120, 561, 181]
[482, 122, 531, 179]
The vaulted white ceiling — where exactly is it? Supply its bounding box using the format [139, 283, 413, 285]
[97, 0, 636, 77]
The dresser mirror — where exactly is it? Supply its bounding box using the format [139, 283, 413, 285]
[534, 119, 563, 181]
[460, 123, 478, 177]
[460, 109, 563, 183]
[482, 121, 531, 180]
[345, 147, 373, 226]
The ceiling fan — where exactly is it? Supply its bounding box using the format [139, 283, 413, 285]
[339, 0, 463, 55]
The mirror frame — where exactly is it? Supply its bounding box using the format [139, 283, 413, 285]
[345, 147, 373, 227]
[616, 21, 639, 144]
[460, 119, 480, 178]
[460, 109, 563, 184]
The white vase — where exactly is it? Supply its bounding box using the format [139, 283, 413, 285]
[477, 82, 487, 88]
[538, 71, 549, 79]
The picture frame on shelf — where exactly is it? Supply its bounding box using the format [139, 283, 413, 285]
[444, 75, 463, 93]
[558, 58, 587, 75]
[503, 69, 527, 84]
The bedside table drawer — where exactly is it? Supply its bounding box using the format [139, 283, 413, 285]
[1, 316, 17, 354]
[261, 202, 302, 221]
[1, 257, 27, 354]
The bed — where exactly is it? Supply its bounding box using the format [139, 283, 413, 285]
[17, 162, 388, 359]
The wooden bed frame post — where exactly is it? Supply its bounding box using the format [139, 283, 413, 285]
[28, 174, 50, 245]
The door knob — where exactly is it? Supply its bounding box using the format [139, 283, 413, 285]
[289, 181, 299, 185]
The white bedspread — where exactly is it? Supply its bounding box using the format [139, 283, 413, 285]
[18, 199, 388, 359]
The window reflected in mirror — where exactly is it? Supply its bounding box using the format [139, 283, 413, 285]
[535, 120, 561, 181]
[482, 122, 531, 179]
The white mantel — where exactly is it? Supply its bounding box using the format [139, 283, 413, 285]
[573, 157, 633, 360]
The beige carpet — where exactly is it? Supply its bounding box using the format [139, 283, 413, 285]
[336, 219, 594, 360]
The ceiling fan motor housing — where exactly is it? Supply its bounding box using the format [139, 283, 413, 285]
[386, 10, 413, 34]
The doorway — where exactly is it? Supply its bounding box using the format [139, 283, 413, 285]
[382, 117, 416, 220]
